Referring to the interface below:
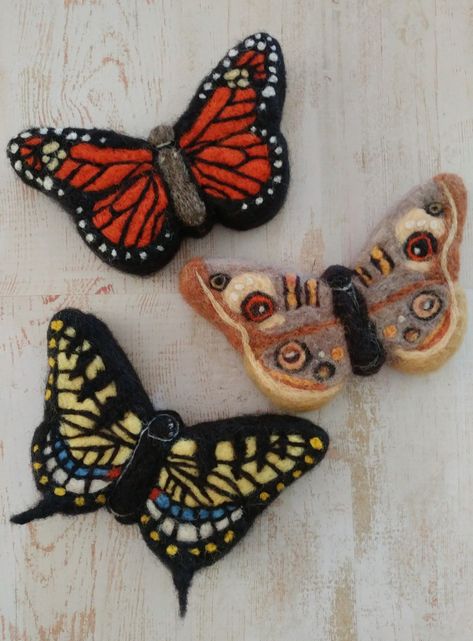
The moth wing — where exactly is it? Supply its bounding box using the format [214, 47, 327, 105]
[175, 33, 288, 230]
[7, 128, 181, 274]
[138, 414, 328, 614]
[12, 309, 154, 523]
[351, 174, 467, 372]
[180, 258, 351, 411]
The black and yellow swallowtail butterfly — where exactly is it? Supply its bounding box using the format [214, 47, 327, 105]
[11, 309, 328, 615]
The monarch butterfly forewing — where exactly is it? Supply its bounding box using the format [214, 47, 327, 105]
[176, 32, 288, 230]
[7, 128, 182, 275]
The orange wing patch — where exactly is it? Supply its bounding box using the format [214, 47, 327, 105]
[179, 87, 271, 200]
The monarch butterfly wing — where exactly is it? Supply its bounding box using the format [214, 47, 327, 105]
[7, 128, 181, 274]
[175, 33, 288, 230]
[351, 174, 467, 372]
[12, 309, 155, 524]
[138, 414, 328, 615]
[179, 258, 351, 411]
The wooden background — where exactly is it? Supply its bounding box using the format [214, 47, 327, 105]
[1, 1, 472, 639]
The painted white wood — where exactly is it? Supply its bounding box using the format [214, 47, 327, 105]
[0, 1, 472, 639]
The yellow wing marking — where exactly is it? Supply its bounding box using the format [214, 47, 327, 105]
[47, 321, 143, 468]
[161, 432, 311, 508]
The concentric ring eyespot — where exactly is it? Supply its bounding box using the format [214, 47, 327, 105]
[426, 202, 444, 216]
[276, 341, 311, 372]
[403, 327, 421, 344]
[209, 273, 231, 291]
[241, 291, 275, 322]
[313, 361, 336, 382]
[411, 291, 443, 321]
[404, 232, 438, 261]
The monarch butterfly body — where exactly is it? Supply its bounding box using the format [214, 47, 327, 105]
[180, 174, 467, 411]
[7, 33, 288, 274]
[11, 309, 328, 615]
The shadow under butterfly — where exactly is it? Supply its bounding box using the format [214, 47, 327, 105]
[180, 174, 467, 411]
[6, 33, 288, 275]
[11, 309, 328, 615]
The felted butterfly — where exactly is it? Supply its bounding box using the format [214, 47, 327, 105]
[180, 173, 467, 412]
[6, 33, 288, 275]
[11, 309, 328, 615]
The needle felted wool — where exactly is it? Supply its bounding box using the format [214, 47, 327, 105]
[6, 33, 289, 275]
[11, 309, 328, 616]
[180, 173, 467, 412]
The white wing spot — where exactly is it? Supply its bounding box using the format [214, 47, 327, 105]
[270, 44, 277, 51]
[269, 52, 278, 61]
[125, 252, 131, 260]
[85, 233, 94, 243]
[199, 93, 206, 99]
[14, 160, 22, 171]
[255, 197, 263, 205]
[257, 41, 266, 51]
[9, 143, 19, 154]
[241, 203, 248, 210]
[43, 177, 53, 190]
[259, 102, 267, 110]
[228, 48, 238, 57]
[25, 170, 33, 180]
[269, 74, 278, 83]
[270, 136, 277, 143]
[213, 72, 221, 80]
[39, 127, 48, 134]
[245, 38, 255, 47]
[164, 233, 171, 239]
[261, 129, 267, 136]
[262, 86, 276, 98]
[111, 249, 117, 258]
[99, 243, 107, 253]
[66, 132, 78, 140]
[269, 66, 277, 73]
[275, 146, 283, 154]
[255, 33, 262, 40]
[157, 245, 164, 251]
[273, 175, 282, 183]
[76, 207, 83, 214]
[268, 188, 274, 195]
[54, 128, 63, 135]
[20, 131, 32, 138]
[78, 220, 86, 229]
[223, 58, 231, 67]
[81, 134, 91, 142]
[57, 189, 64, 197]
[274, 160, 283, 168]
[100, 137, 106, 143]
[139, 251, 148, 260]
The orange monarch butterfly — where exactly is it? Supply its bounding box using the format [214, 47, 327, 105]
[7, 33, 288, 275]
[180, 174, 467, 411]
[11, 309, 328, 615]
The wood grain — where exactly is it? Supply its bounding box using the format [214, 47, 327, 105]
[1, 1, 472, 639]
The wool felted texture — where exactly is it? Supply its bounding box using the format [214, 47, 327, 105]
[11, 308, 328, 616]
[6, 33, 288, 275]
[180, 173, 467, 412]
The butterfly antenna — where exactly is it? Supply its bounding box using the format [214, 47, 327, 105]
[11, 498, 60, 524]
[172, 568, 194, 617]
